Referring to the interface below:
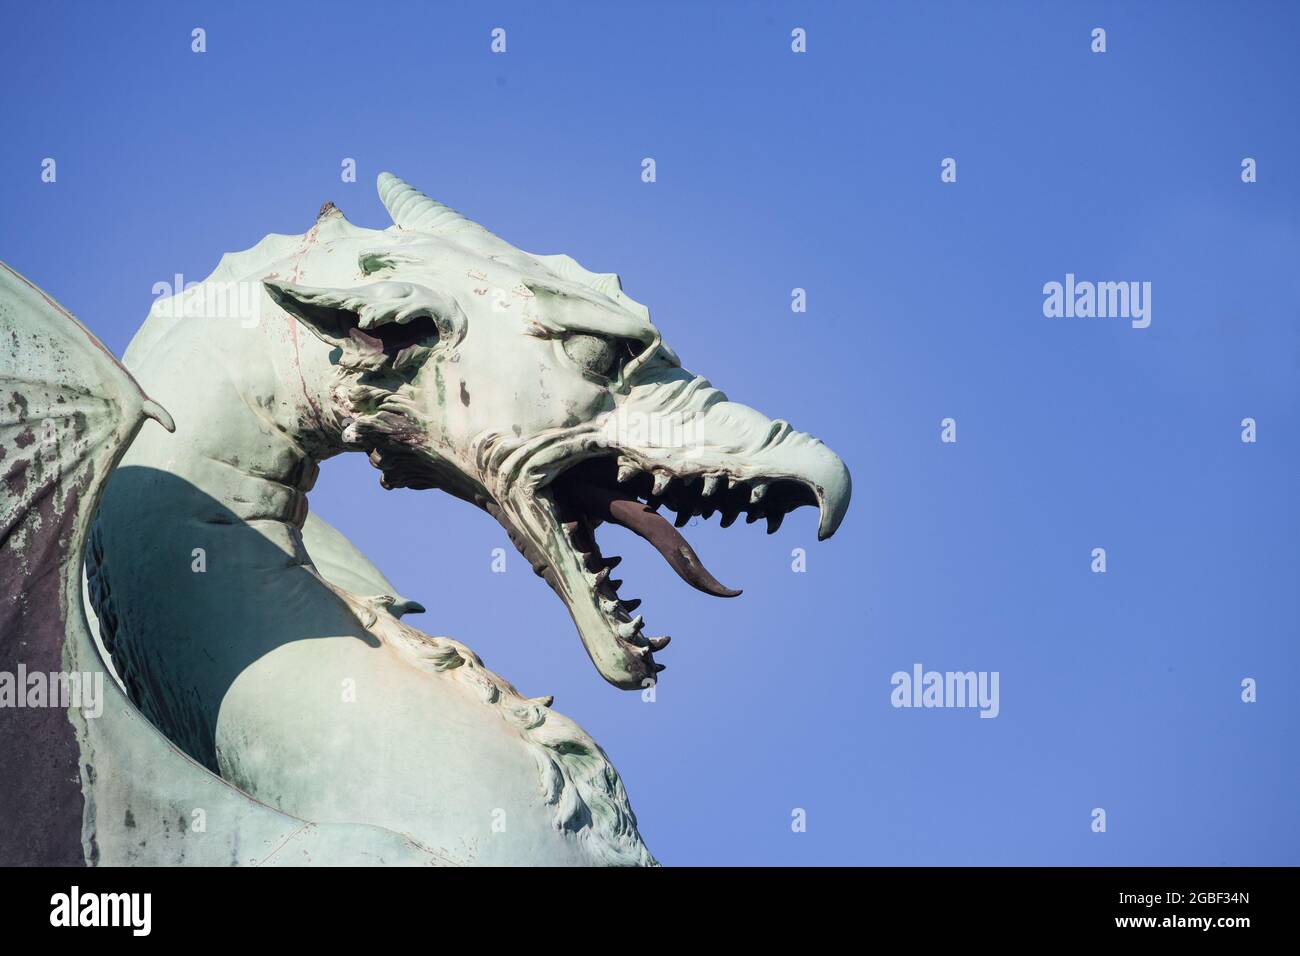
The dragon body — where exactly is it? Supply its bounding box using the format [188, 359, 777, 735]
[1, 175, 849, 865]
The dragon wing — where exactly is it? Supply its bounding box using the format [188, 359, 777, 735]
[0, 262, 450, 865]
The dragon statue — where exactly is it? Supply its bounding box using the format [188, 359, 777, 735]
[0, 173, 850, 866]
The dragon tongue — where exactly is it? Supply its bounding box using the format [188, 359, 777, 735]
[567, 480, 742, 598]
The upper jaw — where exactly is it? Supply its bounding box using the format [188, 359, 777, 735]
[597, 433, 851, 541]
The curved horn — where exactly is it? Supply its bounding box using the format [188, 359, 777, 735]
[376, 172, 507, 250]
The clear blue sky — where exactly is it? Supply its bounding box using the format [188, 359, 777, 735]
[2, 1, 1296, 865]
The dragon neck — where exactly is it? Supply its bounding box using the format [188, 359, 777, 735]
[126, 314, 347, 539]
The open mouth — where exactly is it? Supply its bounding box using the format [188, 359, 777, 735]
[486, 453, 822, 688]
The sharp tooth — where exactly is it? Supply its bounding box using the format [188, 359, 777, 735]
[750, 482, 768, 504]
[651, 472, 672, 496]
[700, 506, 716, 520]
[745, 510, 762, 524]
[603, 555, 622, 570]
[674, 509, 692, 528]
[766, 512, 784, 534]
[617, 458, 638, 483]
[608, 578, 623, 591]
[528, 695, 554, 708]
[720, 509, 739, 528]
[647, 635, 671, 651]
[652, 663, 667, 674]
[727, 477, 741, 490]
[620, 597, 642, 612]
[702, 474, 720, 497]
[616, 616, 645, 639]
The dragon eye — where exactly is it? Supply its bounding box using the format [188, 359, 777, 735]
[562, 333, 619, 378]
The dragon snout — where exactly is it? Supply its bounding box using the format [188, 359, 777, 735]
[621, 396, 852, 541]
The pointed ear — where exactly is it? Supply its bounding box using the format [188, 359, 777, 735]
[263, 279, 463, 372]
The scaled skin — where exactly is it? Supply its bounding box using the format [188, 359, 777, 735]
[87, 174, 850, 865]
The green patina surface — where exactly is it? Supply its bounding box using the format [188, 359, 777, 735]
[1, 174, 850, 866]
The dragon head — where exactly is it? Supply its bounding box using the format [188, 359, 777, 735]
[266, 173, 850, 690]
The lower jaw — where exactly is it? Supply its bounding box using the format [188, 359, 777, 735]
[486, 488, 660, 689]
